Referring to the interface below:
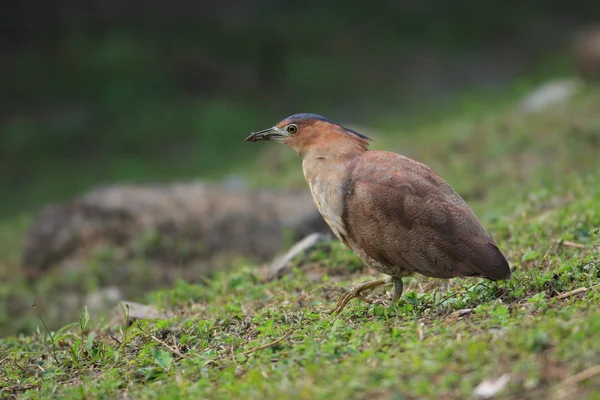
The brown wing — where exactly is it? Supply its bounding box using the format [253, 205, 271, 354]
[343, 151, 510, 280]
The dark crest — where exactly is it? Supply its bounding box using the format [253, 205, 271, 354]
[284, 113, 373, 141]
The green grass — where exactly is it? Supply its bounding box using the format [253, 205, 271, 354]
[1, 83, 600, 398]
[1, 179, 599, 398]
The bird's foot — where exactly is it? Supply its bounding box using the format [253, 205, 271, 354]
[325, 277, 392, 315]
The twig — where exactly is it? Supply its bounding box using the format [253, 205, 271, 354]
[433, 291, 461, 308]
[2, 384, 40, 393]
[554, 364, 600, 391]
[555, 284, 599, 300]
[541, 244, 555, 262]
[240, 331, 293, 356]
[0, 355, 10, 366]
[33, 363, 45, 373]
[561, 240, 586, 249]
[560, 240, 599, 250]
[150, 335, 185, 359]
[108, 333, 122, 346]
[172, 337, 182, 355]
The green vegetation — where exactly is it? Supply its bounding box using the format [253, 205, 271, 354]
[1, 82, 600, 398]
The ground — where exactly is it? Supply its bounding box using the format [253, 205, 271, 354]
[1, 83, 600, 399]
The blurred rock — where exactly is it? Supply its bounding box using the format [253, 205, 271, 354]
[110, 301, 173, 325]
[516, 78, 581, 114]
[473, 374, 511, 399]
[22, 181, 330, 279]
[85, 286, 124, 313]
[221, 174, 248, 191]
[573, 26, 600, 81]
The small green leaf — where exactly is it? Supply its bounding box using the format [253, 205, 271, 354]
[156, 320, 170, 330]
[405, 291, 418, 305]
[153, 349, 173, 371]
[80, 306, 90, 332]
[86, 331, 96, 352]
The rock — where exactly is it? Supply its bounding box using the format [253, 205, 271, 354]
[110, 301, 173, 325]
[85, 286, 124, 313]
[516, 78, 581, 114]
[473, 374, 511, 399]
[450, 308, 473, 318]
[573, 26, 600, 81]
[21, 181, 330, 279]
[221, 174, 248, 191]
[266, 233, 331, 281]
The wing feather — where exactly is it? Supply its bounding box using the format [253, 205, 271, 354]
[343, 151, 510, 280]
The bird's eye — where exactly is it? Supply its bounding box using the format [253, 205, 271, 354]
[286, 124, 298, 134]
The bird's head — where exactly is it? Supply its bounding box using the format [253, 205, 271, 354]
[245, 113, 372, 158]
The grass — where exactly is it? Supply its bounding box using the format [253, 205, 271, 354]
[0, 178, 599, 398]
[1, 81, 600, 398]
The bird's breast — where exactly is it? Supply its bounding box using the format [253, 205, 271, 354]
[302, 160, 348, 241]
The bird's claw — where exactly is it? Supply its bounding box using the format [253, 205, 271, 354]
[326, 292, 371, 314]
[324, 277, 393, 315]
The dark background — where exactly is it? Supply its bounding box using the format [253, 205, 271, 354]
[1, 1, 599, 217]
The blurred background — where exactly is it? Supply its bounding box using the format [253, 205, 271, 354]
[1, 1, 600, 335]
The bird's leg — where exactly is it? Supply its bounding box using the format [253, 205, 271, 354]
[326, 277, 392, 314]
[391, 277, 404, 303]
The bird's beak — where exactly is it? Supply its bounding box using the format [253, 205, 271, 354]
[245, 126, 287, 142]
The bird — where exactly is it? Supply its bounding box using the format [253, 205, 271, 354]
[245, 113, 511, 314]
